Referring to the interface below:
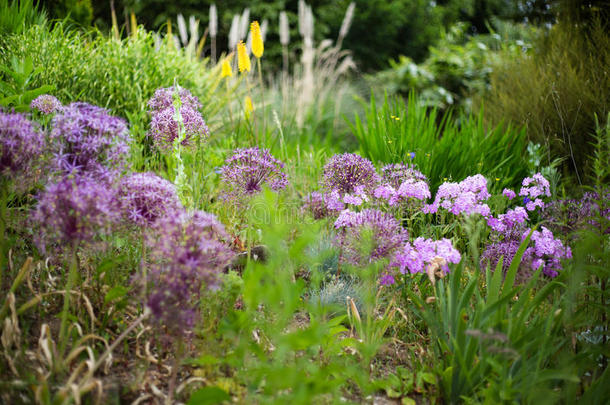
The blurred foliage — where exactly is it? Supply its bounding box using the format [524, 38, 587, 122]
[350, 93, 528, 192]
[0, 0, 46, 35]
[369, 21, 535, 113]
[39, 0, 93, 26]
[478, 17, 609, 185]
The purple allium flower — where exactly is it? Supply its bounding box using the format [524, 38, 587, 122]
[147, 105, 209, 150]
[391, 237, 461, 275]
[426, 174, 490, 216]
[146, 210, 232, 334]
[303, 192, 329, 219]
[33, 176, 119, 252]
[220, 147, 288, 200]
[323, 153, 380, 194]
[118, 172, 183, 228]
[30, 94, 62, 114]
[380, 163, 426, 189]
[147, 86, 202, 113]
[379, 272, 396, 286]
[50, 102, 131, 182]
[334, 208, 408, 266]
[503, 188, 516, 200]
[0, 112, 44, 177]
[519, 173, 551, 200]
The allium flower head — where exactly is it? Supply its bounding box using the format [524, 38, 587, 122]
[220, 147, 288, 200]
[50, 102, 131, 182]
[334, 208, 408, 266]
[34, 176, 119, 252]
[147, 86, 202, 113]
[118, 172, 183, 228]
[30, 94, 62, 114]
[146, 210, 232, 334]
[303, 192, 329, 219]
[148, 104, 209, 150]
[323, 153, 380, 194]
[0, 112, 44, 177]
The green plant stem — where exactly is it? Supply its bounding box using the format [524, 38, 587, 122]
[257, 57, 266, 141]
[0, 180, 8, 290]
[166, 337, 184, 405]
[59, 242, 79, 357]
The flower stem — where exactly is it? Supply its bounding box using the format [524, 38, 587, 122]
[59, 242, 79, 357]
[257, 57, 266, 142]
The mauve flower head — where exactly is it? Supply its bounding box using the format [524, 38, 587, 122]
[503, 188, 516, 200]
[487, 206, 529, 233]
[30, 94, 62, 114]
[50, 102, 131, 182]
[146, 210, 232, 334]
[147, 86, 202, 113]
[220, 147, 288, 200]
[425, 174, 490, 216]
[374, 178, 430, 207]
[33, 176, 119, 252]
[524, 226, 571, 278]
[0, 111, 44, 177]
[334, 208, 408, 266]
[118, 172, 183, 228]
[380, 163, 426, 189]
[391, 237, 461, 275]
[147, 104, 209, 150]
[519, 173, 551, 200]
[303, 192, 329, 219]
[323, 153, 380, 194]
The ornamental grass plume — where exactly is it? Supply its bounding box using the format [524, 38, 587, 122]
[237, 40, 251, 73]
[118, 172, 183, 228]
[323, 153, 380, 194]
[0, 111, 44, 178]
[146, 210, 232, 335]
[50, 102, 131, 182]
[250, 21, 264, 58]
[30, 94, 62, 115]
[220, 147, 288, 201]
[334, 208, 408, 266]
[33, 175, 120, 253]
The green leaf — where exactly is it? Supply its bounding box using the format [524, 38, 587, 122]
[187, 387, 231, 405]
[104, 286, 129, 304]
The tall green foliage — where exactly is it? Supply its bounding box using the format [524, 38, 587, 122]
[349, 93, 528, 191]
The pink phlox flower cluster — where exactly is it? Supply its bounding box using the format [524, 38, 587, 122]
[523, 226, 571, 278]
[374, 178, 430, 206]
[391, 237, 461, 276]
[343, 185, 370, 206]
[425, 174, 490, 216]
[487, 206, 529, 233]
[503, 188, 516, 200]
[519, 173, 551, 211]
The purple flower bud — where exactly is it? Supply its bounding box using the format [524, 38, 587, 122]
[30, 94, 63, 114]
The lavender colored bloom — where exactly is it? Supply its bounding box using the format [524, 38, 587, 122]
[541, 190, 610, 237]
[146, 210, 232, 334]
[303, 192, 329, 220]
[391, 237, 461, 275]
[519, 173, 551, 199]
[50, 102, 131, 182]
[334, 208, 408, 266]
[379, 273, 396, 286]
[481, 226, 571, 281]
[0, 112, 44, 177]
[426, 174, 490, 216]
[30, 94, 62, 114]
[374, 178, 430, 207]
[487, 206, 529, 232]
[33, 176, 119, 252]
[118, 172, 183, 227]
[147, 104, 209, 150]
[380, 163, 426, 189]
[325, 190, 346, 212]
[147, 86, 202, 113]
[503, 188, 516, 200]
[220, 147, 288, 200]
[323, 153, 380, 194]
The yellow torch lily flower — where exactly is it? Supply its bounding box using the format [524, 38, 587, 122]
[221, 55, 233, 78]
[237, 40, 251, 73]
[244, 96, 254, 119]
[250, 21, 264, 58]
